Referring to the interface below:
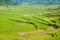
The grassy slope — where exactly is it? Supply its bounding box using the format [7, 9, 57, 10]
[0, 5, 60, 40]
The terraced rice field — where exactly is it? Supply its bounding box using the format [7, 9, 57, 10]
[0, 5, 60, 40]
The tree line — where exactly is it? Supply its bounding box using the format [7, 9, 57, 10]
[0, 0, 60, 6]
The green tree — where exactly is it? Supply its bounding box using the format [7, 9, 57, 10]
[0, 0, 5, 6]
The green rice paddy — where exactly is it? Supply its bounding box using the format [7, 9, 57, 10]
[0, 5, 60, 40]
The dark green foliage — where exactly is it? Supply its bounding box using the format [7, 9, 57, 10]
[47, 33, 57, 37]
[50, 20, 56, 23]
[58, 18, 60, 20]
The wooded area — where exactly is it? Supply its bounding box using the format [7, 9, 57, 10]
[0, 0, 60, 6]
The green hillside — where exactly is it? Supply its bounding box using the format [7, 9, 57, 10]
[0, 5, 60, 40]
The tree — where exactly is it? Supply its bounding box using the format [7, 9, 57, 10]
[0, 0, 5, 6]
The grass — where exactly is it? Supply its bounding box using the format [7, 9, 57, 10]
[0, 5, 60, 40]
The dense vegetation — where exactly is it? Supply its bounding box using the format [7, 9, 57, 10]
[0, 0, 60, 6]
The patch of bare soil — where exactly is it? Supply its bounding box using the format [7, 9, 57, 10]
[22, 13, 36, 17]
